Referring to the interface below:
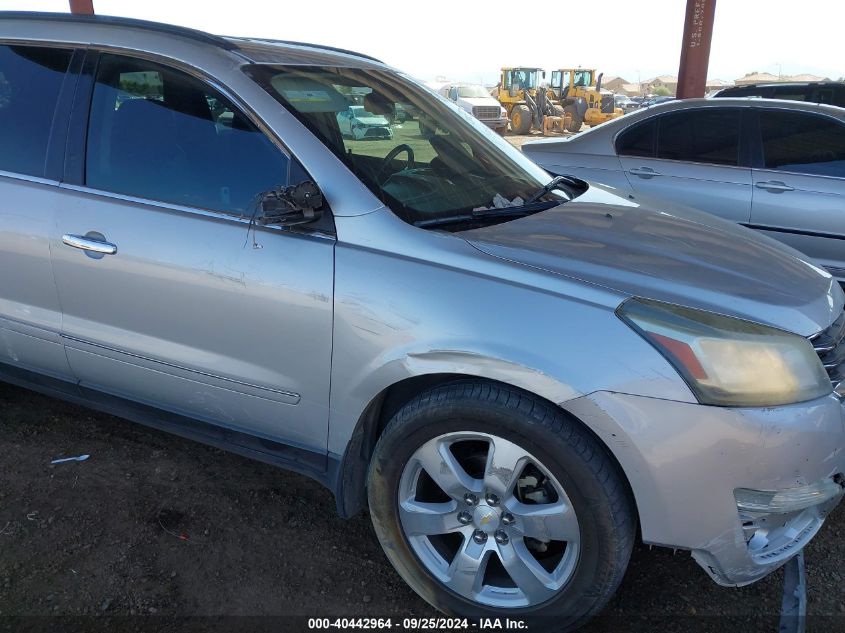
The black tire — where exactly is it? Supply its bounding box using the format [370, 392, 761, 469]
[553, 104, 566, 117]
[562, 105, 583, 133]
[368, 381, 635, 631]
[509, 104, 532, 135]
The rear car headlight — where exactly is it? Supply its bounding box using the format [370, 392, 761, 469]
[617, 298, 831, 407]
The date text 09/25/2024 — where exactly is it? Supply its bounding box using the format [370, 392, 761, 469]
[307, 618, 528, 630]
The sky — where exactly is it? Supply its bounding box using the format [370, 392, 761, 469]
[2, 0, 843, 86]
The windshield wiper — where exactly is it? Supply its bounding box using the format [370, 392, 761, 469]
[523, 175, 581, 206]
[414, 199, 560, 229]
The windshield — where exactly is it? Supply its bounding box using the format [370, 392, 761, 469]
[246, 65, 567, 228]
[574, 70, 593, 87]
[457, 85, 491, 99]
[506, 69, 539, 90]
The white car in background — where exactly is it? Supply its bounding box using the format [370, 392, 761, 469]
[336, 104, 393, 140]
[440, 82, 508, 134]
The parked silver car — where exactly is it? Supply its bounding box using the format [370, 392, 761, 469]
[613, 93, 637, 114]
[1, 13, 844, 629]
[522, 98, 845, 284]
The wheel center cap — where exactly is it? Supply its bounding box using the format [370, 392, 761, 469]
[472, 505, 500, 534]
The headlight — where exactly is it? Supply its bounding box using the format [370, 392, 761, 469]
[617, 298, 831, 407]
[735, 479, 843, 514]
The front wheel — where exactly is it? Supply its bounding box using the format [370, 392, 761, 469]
[509, 104, 532, 135]
[367, 382, 635, 630]
[562, 105, 583, 133]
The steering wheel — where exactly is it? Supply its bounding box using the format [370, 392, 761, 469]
[377, 144, 415, 183]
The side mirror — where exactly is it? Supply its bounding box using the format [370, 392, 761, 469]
[258, 181, 324, 226]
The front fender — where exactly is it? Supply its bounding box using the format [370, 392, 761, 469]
[327, 209, 695, 456]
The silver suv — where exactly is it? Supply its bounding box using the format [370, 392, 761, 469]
[1, 12, 843, 629]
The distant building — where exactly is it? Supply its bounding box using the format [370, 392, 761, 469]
[734, 72, 781, 86]
[700, 78, 733, 95]
[642, 75, 678, 95]
[786, 73, 830, 82]
[734, 72, 830, 86]
[600, 76, 629, 93]
[619, 83, 642, 96]
[600, 76, 642, 96]
[705, 78, 733, 90]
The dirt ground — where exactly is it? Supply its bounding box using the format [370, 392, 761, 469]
[504, 131, 555, 150]
[1, 381, 844, 632]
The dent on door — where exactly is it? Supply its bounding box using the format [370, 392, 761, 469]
[0, 179, 74, 381]
[51, 190, 335, 456]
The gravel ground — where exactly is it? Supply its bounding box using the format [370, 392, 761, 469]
[0, 381, 843, 632]
[504, 130, 558, 150]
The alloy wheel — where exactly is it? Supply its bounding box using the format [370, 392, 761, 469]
[398, 432, 580, 608]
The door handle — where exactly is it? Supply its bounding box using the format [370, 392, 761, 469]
[62, 234, 117, 255]
[756, 180, 795, 193]
[629, 167, 661, 179]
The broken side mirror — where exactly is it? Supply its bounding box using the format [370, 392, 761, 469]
[257, 181, 324, 226]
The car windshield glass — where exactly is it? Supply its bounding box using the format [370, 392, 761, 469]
[457, 85, 490, 98]
[246, 64, 569, 228]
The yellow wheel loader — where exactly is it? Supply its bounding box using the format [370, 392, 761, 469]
[493, 67, 565, 135]
[548, 69, 622, 133]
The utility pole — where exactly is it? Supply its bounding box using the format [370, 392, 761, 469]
[69, 0, 95, 15]
[676, 0, 716, 98]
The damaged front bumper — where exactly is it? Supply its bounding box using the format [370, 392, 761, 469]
[563, 391, 845, 587]
[694, 479, 842, 586]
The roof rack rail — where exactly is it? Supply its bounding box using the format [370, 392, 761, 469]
[0, 11, 237, 50]
[231, 36, 382, 63]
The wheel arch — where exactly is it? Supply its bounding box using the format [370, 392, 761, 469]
[335, 374, 640, 536]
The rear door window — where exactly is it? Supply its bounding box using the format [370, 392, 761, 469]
[85, 53, 291, 215]
[758, 110, 845, 178]
[0, 45, 73, 177]
[616, 119, 655, 157]
[656, 109, 741, 166]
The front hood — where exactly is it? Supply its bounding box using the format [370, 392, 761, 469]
[461, 97, 500, 107]
[356, 116, 389, 126]
[462, 185, 843, 336]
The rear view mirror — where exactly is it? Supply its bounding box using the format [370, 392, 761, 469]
[258, 181, 324, 226]
[363, 91, 394, 116]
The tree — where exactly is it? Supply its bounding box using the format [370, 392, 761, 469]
[652, 86, 672, 97]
